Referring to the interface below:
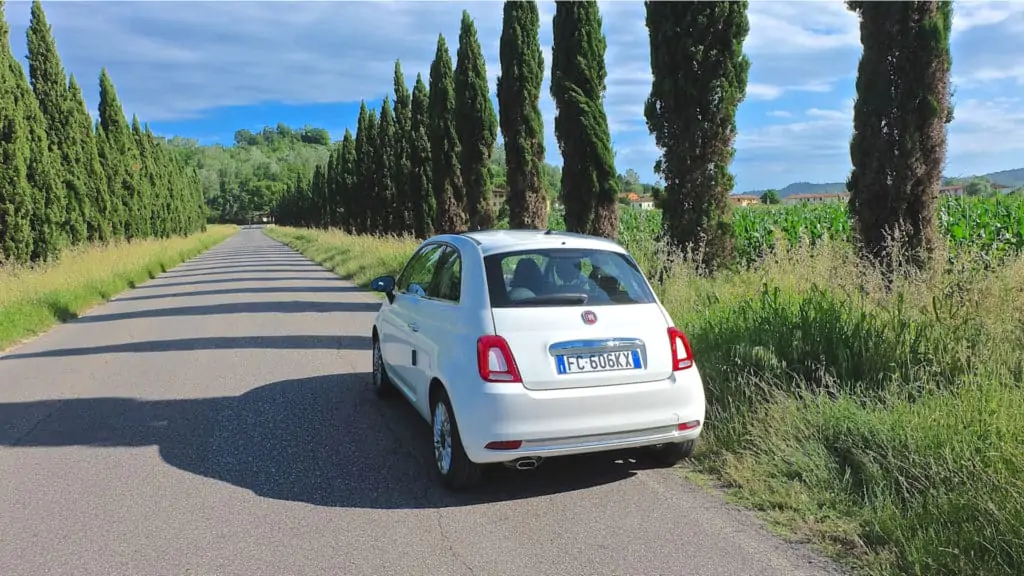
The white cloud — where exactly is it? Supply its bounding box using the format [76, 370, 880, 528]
[5, 0, 1024, 190]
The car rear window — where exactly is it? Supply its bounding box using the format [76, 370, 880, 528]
[483, 247, 657, 308]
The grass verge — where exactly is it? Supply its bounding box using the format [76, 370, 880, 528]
[0, 225, 238, 351]
[266, 225, 1024, 576]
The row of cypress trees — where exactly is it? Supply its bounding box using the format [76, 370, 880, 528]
[275, 1, 621, 240]
[277, 0, 953, 275]
[0, 0, 206, 266]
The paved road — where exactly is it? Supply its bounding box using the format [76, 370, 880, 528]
[0, 228, 844, 576]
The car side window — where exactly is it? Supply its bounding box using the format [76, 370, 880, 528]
[397, 244, 443, 297]
[432, 246, 462, 303]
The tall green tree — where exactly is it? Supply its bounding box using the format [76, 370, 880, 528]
[846, 1, 953, 270]
[409, 73, 435, 238]
[26, 0, 89, 245]
[68, 74, 111, 241]
[132, 116, 163, 237]
[351, 102, 370, 233]
[429, 33, 468, 234]
[5, 17, 64, 261]
[644, 1, 749, 272]
[551, 0, 619, 239]
[455, 9, 498, 230]
[0, 1, 35, 263]
[392, 60, 413, 233]
[338, 128, 356, 230]
[358, 106, 378, 231]
[97, 68, 136, 238]
[497, 0, 548, 229]
[373, 98, 397, 235]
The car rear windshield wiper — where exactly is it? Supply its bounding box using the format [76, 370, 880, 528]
[509, 293, 589, 306]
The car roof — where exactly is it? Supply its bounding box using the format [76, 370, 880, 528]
[454, 229, 628, 257]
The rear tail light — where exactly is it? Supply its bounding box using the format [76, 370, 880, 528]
[667, 327, 695, 371]
[485, 440, 523, 450]
[477, 335, 523, 383]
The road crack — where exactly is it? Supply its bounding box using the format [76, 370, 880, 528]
[435, 509, 477, 576]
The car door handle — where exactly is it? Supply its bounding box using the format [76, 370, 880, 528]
[408, 322, 419, 332]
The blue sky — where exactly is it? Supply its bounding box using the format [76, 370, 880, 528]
[5, 0, 1024, 192]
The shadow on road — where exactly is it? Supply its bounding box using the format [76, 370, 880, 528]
[116, 286, 366, 302]
[167, 263, 322, 273]
[157, 268, 330, 279]
[0, 335, 372, 359]
[67, 300, 381, 324]
[0, 373, 645, 508]
[136, 276, 350, 290]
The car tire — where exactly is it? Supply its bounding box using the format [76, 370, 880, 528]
[647, 439, 696, 467]
[431, 391, 484, 490]
[371, 337, 396, 398]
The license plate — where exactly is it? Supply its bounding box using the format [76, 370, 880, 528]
[556, 350, 643, 375]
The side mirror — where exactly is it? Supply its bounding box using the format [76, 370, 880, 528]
[370, 275, 396, 302]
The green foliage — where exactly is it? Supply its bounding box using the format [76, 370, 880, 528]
[644, 1, 750, 272]
[498, 0, 548, 229]
[551, 0, 619, 239]
[8, 11, 64, 262]
[0, 8, 35, 265]
[27, 0, 87, 246]
[391, 61, 412, 232]
[429, 33, 468, 234]
[846, 1, 953, 270]
[372, 97, 397, 235]
[455, 10, 497, 231]
[409, 74, 435, 238]
[759, 189, 781, 205]
[338, 129, 356, 230]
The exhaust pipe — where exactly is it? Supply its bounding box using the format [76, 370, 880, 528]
[513, 457, 541, 470]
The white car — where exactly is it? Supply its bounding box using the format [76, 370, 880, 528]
[369, 229, 706, 490]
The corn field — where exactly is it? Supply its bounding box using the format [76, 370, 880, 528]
[538, 193, 1024, 268]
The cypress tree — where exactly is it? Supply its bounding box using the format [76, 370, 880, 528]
[326, 144, 341, 227]
[410, 73, 435, 239]
[0, 2, 34, 264]
[846, 1, 952, 271]
[392, 60, 413, 233]
[455, 10, 498, 231]
[67, 74, 111, 242]
[644, 1, 749, 272]
[145, 125, 178, 236]
[5, 20, 64, 261]
[97, 69, 134, 238]
[355, 105, 378, 234]
[351, 103, 370, 234]
[429, 33, 468, 235]
[338, 128, 356, 231]
[311, 163, 327, 228]
[27, 0, 88, 245]
[551, 0, 619, 239]
[497, 0, 548, 229]
[373, 98, 397, 235]
[132, 116, 162, 237]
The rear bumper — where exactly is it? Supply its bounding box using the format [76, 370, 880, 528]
[454, 367, 706, 464]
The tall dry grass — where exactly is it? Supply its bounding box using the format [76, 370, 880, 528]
[267, 224, 1024, 576]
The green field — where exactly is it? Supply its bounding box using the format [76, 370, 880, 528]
[534, 194, 1024, 269]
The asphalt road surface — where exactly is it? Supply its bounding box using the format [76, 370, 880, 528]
[0, 228, 845, 576]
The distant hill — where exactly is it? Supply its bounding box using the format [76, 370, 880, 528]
[741, 167, 1024, 197]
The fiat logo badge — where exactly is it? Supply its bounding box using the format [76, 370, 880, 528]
[581, 310, 598, 325]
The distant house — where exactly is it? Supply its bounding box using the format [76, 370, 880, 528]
[784, 192, 850, 205]
[729, 194, 761, 207]
[631, 197, 656, 211]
